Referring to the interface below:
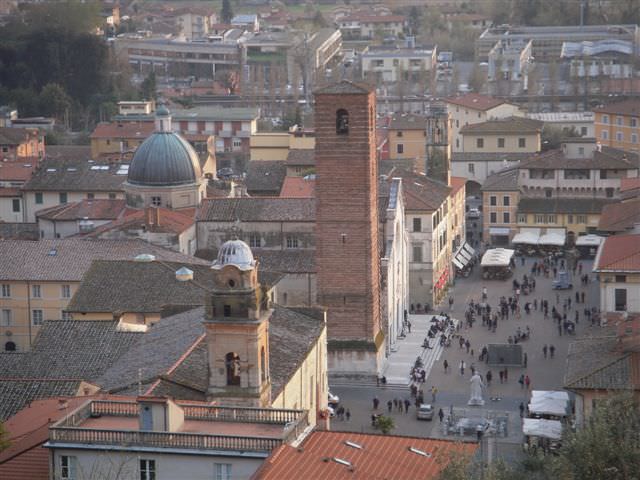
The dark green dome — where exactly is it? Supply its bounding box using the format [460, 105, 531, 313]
[128, 132, 201, 186]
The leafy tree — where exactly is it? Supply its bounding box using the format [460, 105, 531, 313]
[374, 415, 395, 435]
[21, 0, 101, 35]
[468, 63, 486, 93]
[39, 83, 71, 120]
[312, 11, 328, 28]
[221, 0, 234, 24]
[408, 6, 421, 35]
[140, 71, 157, 100]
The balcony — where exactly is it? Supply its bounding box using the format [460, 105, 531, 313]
[49, 400, 309, 454]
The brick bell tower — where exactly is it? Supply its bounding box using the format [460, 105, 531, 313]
[314, 81, 383, 378]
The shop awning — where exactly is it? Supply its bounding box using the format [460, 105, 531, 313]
[575, 234, 603, 247]
[480, 248, 515, 267]
[523, 418, 563, 440]
[539, 228, 566, 246]
[489, 227, 511, 236]
[453, 242, 475, 269]
[512, 228, 541, 245]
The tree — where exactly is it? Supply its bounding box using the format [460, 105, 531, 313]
[39, 83, 71, 121]
[408, 6, 421, 35]
[140, 71, 157, 100]
[221, 0, 234, 25]
[374, 415, 395, 435]
[468, 63, 486, 93]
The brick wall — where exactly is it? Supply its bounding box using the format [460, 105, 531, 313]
[314, 85, 381, 343]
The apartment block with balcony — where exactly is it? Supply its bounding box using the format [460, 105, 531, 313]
[594, 98, 640, 153]
[361, 44, 436, 83]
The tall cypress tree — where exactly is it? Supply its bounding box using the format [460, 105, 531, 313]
[221, 0, 234, 24]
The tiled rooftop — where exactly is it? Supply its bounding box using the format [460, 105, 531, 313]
[594, 233, 640, 272]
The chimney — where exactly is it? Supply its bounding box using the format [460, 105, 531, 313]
[155, 207, 161, 226]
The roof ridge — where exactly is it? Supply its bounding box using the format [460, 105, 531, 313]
[566, 352, 630, 388]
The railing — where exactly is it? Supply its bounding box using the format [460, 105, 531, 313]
[49, 427, 283, 452]
[182, 405, 305, 425]
[90, 401, 138, 417]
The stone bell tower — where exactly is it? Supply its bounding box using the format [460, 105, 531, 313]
[203, 239, 271, 407]
[314, 81, 383, 378]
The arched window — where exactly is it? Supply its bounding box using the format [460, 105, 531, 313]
[4, 341, 16, 352]
[225, 352, 241, 386]
[260, 346, 267, 382]
[336, 109, 349, 135]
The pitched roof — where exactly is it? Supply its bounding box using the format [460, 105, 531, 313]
[450, 152, 532, 163]
[0, 238, 207, 281]
[280, 176, 315, 198]
[518, 147, 638, 170]
[252, 431, 478, 480]
[387, 168, 450, 211]
[44, 145, 92, 162]
[445, 93, 506, 111]
[197, 197, 315, 222]
[35, 199, 127, 221]
[314, 80, 373, 95]
[594, 233, 640, 272]
[597, 199, 640, 232]
[253, 249, 316, 273]
[84, 207, 195, 236]
[89, 121, 154, 139]
[517, 197, 613, 214]
[481, 167, 519, 191]
[594, 98, 640, 116]
[0, 160, 38, 182]
[450, 176, 466, 195]
[340, 14, 405, 23]
[172, 106, 260, 122]
[388, 113, 428, 131]
[0, 127, 36, 146]
[67, 260, 215, 314]
[460, 116, 543, 134]
[0, 380, 84, 422]
[285, 149, 315, 166]
[245, 161, 287, 194]
[23, 157, 128, 192]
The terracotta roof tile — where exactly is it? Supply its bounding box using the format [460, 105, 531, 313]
[90, 121, 154, 139]
[245, 161, 287, 194]
[197, 197, 315, 222]
[460, 116, 543, 134]
[387, 168, 450, 211]
[252, 431, 477, 480]
[0, 160, 39, 182]
[0, 127, 38, 146]
[445, 93, 506, 111]
[594, 98, 640, 116]
[597, 199, 640, 232]
[450, 176, 466, 195]
[35, 199, 126, 221]
[285, 149, 315, 166]
[84, 207, 195, 236]
[280, 177, 315, 198]
[594, 233, 640, 272]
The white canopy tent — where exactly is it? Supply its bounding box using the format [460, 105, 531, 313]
[528, 395, 569, 417]
[523, 418, 563, 440]
[531, 390, 570, 402]
[538, 228, 566, 246]
[453, 242, 476, 269]
[512, 228, 541, 245]
[575, 234, 603, 247]
[481, 248, 515, 267]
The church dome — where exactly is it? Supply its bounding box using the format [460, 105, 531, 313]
[212, 239, 255, 271]
[127, 106, 202, 187]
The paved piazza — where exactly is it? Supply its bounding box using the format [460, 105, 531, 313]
[330, 255, 600, 441]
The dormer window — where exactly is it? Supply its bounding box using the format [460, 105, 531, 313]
[336, 109, 349, 135]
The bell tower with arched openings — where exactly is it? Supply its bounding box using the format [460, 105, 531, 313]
[203, 239, 272, 407]
[314, 81, 383, 378]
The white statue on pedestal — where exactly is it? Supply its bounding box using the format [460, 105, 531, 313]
[468, 373, 485, 406]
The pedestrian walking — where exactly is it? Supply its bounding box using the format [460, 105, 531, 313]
[393, 398, 398, 410]
[581, 291, 585, 303]
[486, 370, 492, 386]
[431, 386, 438, 403]
[465, 339, 471, 354]
[525, 375, 531, 390]
[407, 320, 412, 333]
[504, 368, 508, 382]
[438, 408, 444, 422]
[373, 396, 379, 410]
[404, 399, 410, 414]
[499, 370, 504, 383]
[460, 360, 466, 376]
[518, 374, 525, 389]
[543, 344, 548, 358]
[523, 352, 528, 368]
[443, 359, 449, 373]
[519, 402, 525, 418]
[449, 296, 454, 311]
[387, 400, 392, 413]
[346, 409, 351, 421]
[550, 345, 555, 358]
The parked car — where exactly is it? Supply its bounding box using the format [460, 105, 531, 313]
[328, 392, 340, 406]
[416, 404, 434, 420]
[467, 208, 481, 219]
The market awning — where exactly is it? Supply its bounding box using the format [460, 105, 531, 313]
[575, 234, 603, 247]
[512, 228, 541, 245]
[489, 227, 511, 236]
[452, 257, 464, 269]
[523, 418, 563, 440]
[453, 242, 474, 269]
[480, 248, 515, 267]
[539, 228, 566, 246]
[528, 395, 569, 417]
[531, 390, 570, 402]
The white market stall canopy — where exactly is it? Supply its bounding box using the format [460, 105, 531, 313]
[575, 234, 603, 247]
[528, 395, 569, 417]
[531, 390, 570, 402]
[512, 228, 541, 245]
[523, 418, 563, 440]
[453, 242, 476, 269]
[538, 228, 566, 246]
[481, 248, 515, 267]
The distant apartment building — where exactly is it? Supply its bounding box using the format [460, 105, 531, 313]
[117, 100, 155, 116]
[476, 24, 640, 61]
[487, 39, 533, 96]
[250, 126, 315, 162]
[176, 9, 217, 40]
[361, 44, 437, 83]
[527, 111, 594, 138]
[0, 127, 45, 161]
[594, 99, 640, 153]
[337, 14, 406, 40]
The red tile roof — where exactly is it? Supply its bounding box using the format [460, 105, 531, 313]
[450, 176, 466, 196]
[445, 93, 506, 111]
[84, 207, 195, 236]
[0, 159, 39, 182]
[280, 176, 315, 198]
[597, 199, 640, 232]
[35, 199, 127, 221]
[252, 431, 478, 480]
[594, 233, 640, 272]
[594, 98, 640, 116]
[90, 121, 154, 139]
[621, 177, 640, 193]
